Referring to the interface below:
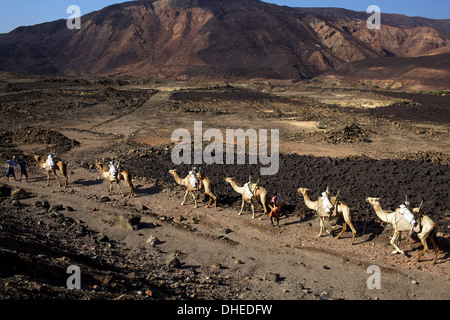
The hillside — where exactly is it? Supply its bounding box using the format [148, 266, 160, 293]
[0, 0, 448, 86]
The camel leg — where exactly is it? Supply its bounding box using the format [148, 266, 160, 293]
[126, 183, 133, 198]
[116, 181, 125, 197]
[213, 195, 218, 209]
[416, 235, 428, 263]
[46, 171, 51, 186]
[259, 205, 266, 220]
[61, 169, 68, 188]
[259, 198, 267, 220]
[205, 195, 212, 208]
[205, 192, 216, 209]
[336, 220, 357, 245]
[323, 217, 331, 236]
[416, 227, 432, 263]
[348, 222, 357, 245]
[109, 181, 113, 195]
[318, 217, 324, 237]
[251, 203, 256, 219]
[238, 198, 245, 216]
[209, 193, 218, 209]
[336, 222, 347, 239]
[181, 190, 189, 206]
[430, 228, 439, 265]
[53, 169, 62, 187]
[128, 182, 134, 198]
[191, 192, 198, 208]
[390, 231, 404, 255]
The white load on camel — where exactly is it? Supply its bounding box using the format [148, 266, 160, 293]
[109, 160, 119, 179]
[47, 153, 56, 169]
[243, 182, 254, 198]
[321, 191, 334, 214]
[189, 170, 198, 189]
[399, 204, 416, 226]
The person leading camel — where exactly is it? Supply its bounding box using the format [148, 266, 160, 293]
[5, 156, 17, 182]
[269, 192, 283, 227]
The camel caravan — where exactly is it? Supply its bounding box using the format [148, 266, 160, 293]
[168, 167, 440, 264]
[12, 153, 440, 264]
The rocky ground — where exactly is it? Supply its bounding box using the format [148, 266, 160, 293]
[0, 75, 449, 301]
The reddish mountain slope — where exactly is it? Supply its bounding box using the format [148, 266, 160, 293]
[0, 0, 448, 83]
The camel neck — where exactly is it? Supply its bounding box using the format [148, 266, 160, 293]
[36, 158, 44, 168]
[372, 202, 391, 223]
[97, 166, 105, 175]
[229, 181, 243, 193]
[172, 172, 182, 184]
[302, 192, 317, 210]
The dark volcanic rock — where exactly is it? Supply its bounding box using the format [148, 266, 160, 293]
[118, 214, 141, 231]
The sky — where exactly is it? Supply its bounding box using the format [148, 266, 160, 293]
[0, 0, 449, 34]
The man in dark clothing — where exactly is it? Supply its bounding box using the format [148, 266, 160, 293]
[5, 156, 17, 182]
[17, 158, 28, 183]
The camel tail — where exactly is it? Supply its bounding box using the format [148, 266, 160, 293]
[214, 191, 227, 201]
[122, 169, 135, 197]
[58, 161, 67, 175]
[430, 224, 439, 264]
[129, 177, 135, 195]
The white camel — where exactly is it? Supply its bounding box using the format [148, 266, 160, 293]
[366, 197, 439, 264]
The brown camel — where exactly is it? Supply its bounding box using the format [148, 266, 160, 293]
[169, 169, 218, 209]
[366, 197, 439, 264]
[195, 168, 220, 209]
[298, 187, 357, 245]
[95, 161, 134, 198]
[224, 177, 269, 219]
[34, 155, 68, 188]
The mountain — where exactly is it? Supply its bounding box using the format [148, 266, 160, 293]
[0, 0, 448, 84]
[319, 52, 450, 90]
[294, 8, 450, 37]
[296, 8, 450, 58]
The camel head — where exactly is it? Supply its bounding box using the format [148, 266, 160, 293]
[224, 177, 235, 184]
[94, 160, 104, 170]
[297, 188, 310, 195]
[168, 169, 178, 176]
[34, 155, 41, 162]
[366, 197, 380, 206]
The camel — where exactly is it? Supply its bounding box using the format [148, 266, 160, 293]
[168, 169, 219, 209]
[194, 169, 220, 209]
[95, 161, 134, 198]
[366, 197, 439, 264]
[224, 177, 269, 219]
[298, 187, 357, 245]
[34, 155, 68, 188]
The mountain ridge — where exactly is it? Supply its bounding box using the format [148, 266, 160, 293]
[0, 0, 448, 87]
